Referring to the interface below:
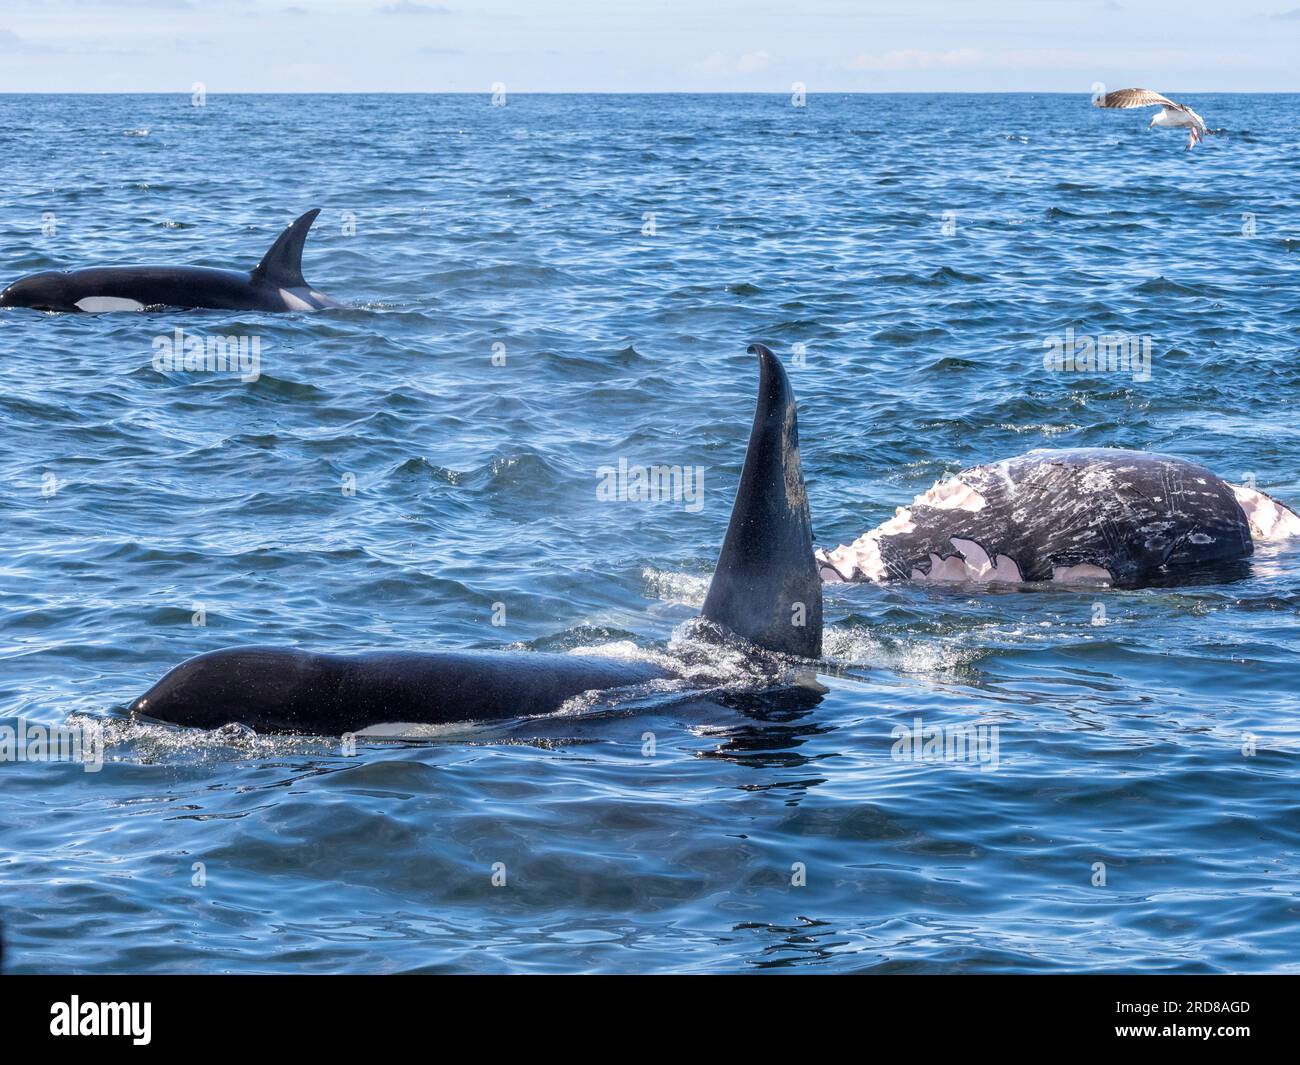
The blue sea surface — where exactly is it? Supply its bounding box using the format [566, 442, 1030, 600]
[1, 93, 1299, 974]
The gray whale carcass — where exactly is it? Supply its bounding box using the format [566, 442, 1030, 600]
[0, 209, 341, 312]
[129, 344, 822, 734]
[817, 448, 1300, 589]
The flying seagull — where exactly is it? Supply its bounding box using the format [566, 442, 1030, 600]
[1094, 88, 1209, 150]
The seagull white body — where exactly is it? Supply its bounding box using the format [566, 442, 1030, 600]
[1094, 88, 1210, 150]
[1149, 103, 1207, 137]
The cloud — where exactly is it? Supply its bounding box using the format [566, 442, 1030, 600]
[695, 50, 771, 75]
[848, 48, 983, 71]
[0, 28, 56, 53]
[378, 1, 450, 13]
[69, 0, 198, 7]
[845, 47, 1252, 73]
[1270, 7, 1300, 18]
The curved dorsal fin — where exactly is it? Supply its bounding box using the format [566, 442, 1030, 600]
[702, 343, 822, 658]
[251, 208, 321, 288]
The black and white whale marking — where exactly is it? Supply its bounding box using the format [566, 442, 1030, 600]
[129, 344, 822, 734]
[817, 448, 1300, 589]
[0, 209, 341, 313]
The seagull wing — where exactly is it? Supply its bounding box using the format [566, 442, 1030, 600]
[1096, 88, 1181, 110]
[1097, 88, 1210, 150]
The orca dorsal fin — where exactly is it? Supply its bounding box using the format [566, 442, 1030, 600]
[251, 208, 321, 288]
[701, 343, 823, 658]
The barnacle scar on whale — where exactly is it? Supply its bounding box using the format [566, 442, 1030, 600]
[0, 208, 341, 313]
[818, 449, 1300, 589]
[129, 344, 823, 735]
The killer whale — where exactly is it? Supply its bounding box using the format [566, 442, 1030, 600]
[129, 343, 822, 734]
[0, 209, 341, 313]
[817, 448, 1300, 589]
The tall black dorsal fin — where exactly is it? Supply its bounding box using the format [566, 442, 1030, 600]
[251, 208, 321, 288]
[702, 343, 822, 658]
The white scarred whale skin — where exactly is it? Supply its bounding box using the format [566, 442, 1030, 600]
[817, 448, 1297, 589]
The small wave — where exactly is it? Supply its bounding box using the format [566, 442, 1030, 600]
[924, 356, 975, 371]
[874, 324, 950, 345]
[879, 266, 984, 287]
[666, 617, 825, 692]
[1052, 181, 1101, 195]
[433, 263, 572, 288]
[243, 374, 329, 400]
[475, 451, 559, 493]
[611, 343, 649, 365]
[519, 626, 644, 653]
[550, 671, 692, 718]
[381, 451, 555, 496]
[388, 456, 462, 484]
[994, 421, 1081, 435]
[562, 618, 825, 700]
[643, 567, 710, 607]
[822, 624, 978, 676]
[66, 712, 337, 763]
[1134, 276, 1203, 296]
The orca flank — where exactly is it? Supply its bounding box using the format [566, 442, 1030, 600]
[0, 208, 342, 313]
[129, 344, 823, 734]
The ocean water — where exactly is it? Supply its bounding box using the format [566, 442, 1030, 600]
[2, 93, 1299, 974]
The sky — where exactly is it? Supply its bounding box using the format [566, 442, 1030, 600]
[2, 0, 1299, 93]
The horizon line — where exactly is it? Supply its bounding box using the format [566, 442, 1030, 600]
[1, 89, 1294, 96]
